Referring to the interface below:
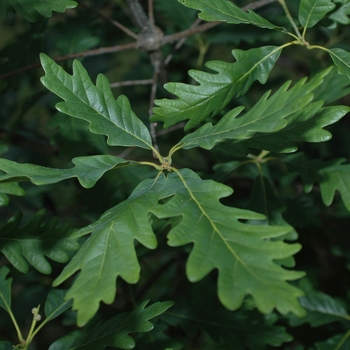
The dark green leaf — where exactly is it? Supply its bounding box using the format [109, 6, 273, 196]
[53, 177, 161, 326]
[165, 284, 292, 349]
[152, 46, 283, 130]
[177, 69, 329, 150]
[315, 333, 350, 350]
[284, 153, 350, 211]
[48, 300, 174, 350]
[298, 0, 335, 28]
[44, 289, 73, 323]
[178, 0, 283, 30]
[0, 0, 77, 22]
[0, 210, 79, 274]
[329, 0, 350, 25]
[0, 155, 130, 189]
[40, 54, 154, 150]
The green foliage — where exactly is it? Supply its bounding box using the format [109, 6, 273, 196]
[1, 0, 350, 349]
[0, 0, 77, 22]
[0, 211, 79, 274]
[49, 300, 174, 350]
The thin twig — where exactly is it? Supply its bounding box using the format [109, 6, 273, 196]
[110, 79, 154, 88]
[77, 0, 138, 39]
[0, 0, 279, 80]
[165, 18, 202, 66]
[148, 0, 154, 27]
[0, 42, 137, 80]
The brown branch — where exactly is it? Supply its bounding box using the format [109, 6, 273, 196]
[0, 0, 279, 81]
[77, 0, 138, 39]
[0, 42, 137, 80]
[110, 79, 154, 88]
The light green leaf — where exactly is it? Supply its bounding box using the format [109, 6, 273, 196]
[153, 169, 306, 316]
[49, 300, 173, 350]
[44, 289, 73, 323]
[0, 183, 24, 196]
[0, 267, 12, 315]
[177, 70, 327, 150]
[178, 0, 283, 30]
[328, 48, 350, 78]
[40, 53, 153, 150]
[0, 155, 129, 189]
[0, 0, 77, 22]
[53, 177, 162, 326]
[152, 46, 283, 130]
[284, 153, 350, 211]
[0, 210, 79, 274]
[298, 0, 335, 28]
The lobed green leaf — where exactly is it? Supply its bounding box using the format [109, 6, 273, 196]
[0, 155, 129, 189]
[329, 0, 350, 24]
[152, 46, 283, 130]
[153, 169, 306, 317]
[0, 0, 77, 22]
[177, 70, 329, 150]
[298, 0, 335, 28]
[53, 177, 162, 326]
[40, 54, 153, 150]
[284, 153, 350, 211]
[0, 210, 79, 274]
[49, 300, 173, 350]
[178, 0, 283, 30]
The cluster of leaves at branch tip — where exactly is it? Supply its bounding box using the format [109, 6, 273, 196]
[1, 0, 350, 348]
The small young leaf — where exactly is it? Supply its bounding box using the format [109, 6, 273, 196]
[53, 177, 163, 326]
[48, 300, 173, 350]
[0, 0, 77, 22]
[152, 46, 283, 130]
[328, 48, 350, 78]
[153, 169, 306, 317]
[0, 267, 12, 315]
[44, 289, 73, 323]
[178, 0, 283, 30]
[0, 211, 79, 274]
[298, 0, 335, 28]
[40, 54, 153, 150]
[0, 155, 129, 189]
